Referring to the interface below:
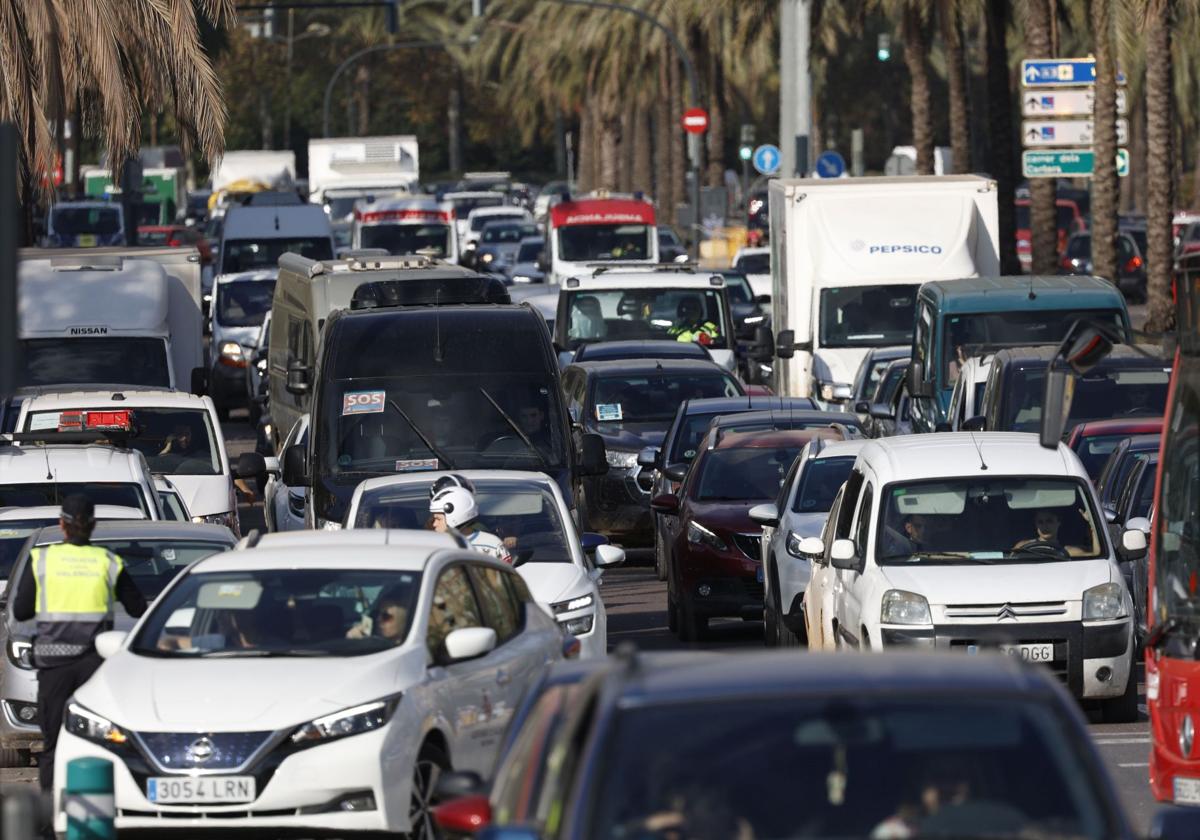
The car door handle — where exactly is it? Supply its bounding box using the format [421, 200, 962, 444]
[496, 669, 511, 686]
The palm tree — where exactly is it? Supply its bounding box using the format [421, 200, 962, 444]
[1090, 0, 1120, 284]
[1141, 0, 1178, 331]
[938, 0, 971, 173]
[1021, 0, 1059, 276]
[0, 0, 232, 196]
[984, 0, 1020, 273]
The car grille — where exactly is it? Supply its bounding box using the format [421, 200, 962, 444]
[136, 731, 276, 772]
[731, 533, 762, 561]
[943, 601, 1068, 620]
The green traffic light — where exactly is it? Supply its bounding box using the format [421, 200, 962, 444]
[739, 146, 753, 161]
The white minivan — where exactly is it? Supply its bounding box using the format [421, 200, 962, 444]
[821, 432, 1139, 722]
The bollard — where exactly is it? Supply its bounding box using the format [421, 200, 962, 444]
[63, 757, 115, 840]
[2, 786, 41, 840]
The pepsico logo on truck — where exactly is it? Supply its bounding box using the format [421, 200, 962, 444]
[851, 239, 944, 255]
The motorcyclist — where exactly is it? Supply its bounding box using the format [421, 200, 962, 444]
[428, 484, 512, 564]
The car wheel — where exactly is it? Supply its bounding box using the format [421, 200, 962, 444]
[407, 741, 450, 840]
[859, 629, 870, 652]
[0, 746, 30, 768]
[654, 530, 668, 582]
[1101, 666, 1140, 724]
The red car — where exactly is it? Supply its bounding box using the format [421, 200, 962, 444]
[138, 224, 213, 264]
[653, 427, 839, 641]
[1066, 416, 1163, 482]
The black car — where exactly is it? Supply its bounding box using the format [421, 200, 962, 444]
[561, 358, 743, 547]
[434, 651, 1161, 840]
[849, 345, 911, 426]
[1097, 433, 1162, 521]
[572, 340, 711, 364]
[1059, 231, 1147, 302]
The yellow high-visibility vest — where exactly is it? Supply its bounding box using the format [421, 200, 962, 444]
[32, 543, 123, 666]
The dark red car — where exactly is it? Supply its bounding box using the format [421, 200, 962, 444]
[653, 427, 838, 642]
[1066, 416, 1163, 481]
[138, 224, 213, 264]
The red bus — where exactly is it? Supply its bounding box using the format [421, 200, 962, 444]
[1146, 252, 1200, 803]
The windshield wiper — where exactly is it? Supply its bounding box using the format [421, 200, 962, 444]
[386, 399, 456, 469]
[478, 387, 548, 468]
[195, 649, 329, 658]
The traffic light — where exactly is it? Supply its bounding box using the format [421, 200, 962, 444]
[877, 33, 891, 62]
[739, 145, 753, 162]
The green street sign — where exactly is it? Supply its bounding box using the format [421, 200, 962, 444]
[1022, 148, 1129, 178]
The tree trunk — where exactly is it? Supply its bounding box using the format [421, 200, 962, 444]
[655, 55, 675, 220]
[941, 0, 971, 174]
[901, 3, 935, 175]
[669, 49, 686, 227]
[1023, 0, 1058, 276]
[355, 63, 370, 136]
[985, 0, 1020, 274]
[706, 46, 725, 187]
[618, 106, 633, 193]
[632, 108, 653, 195]
[448, 69, 463, 176]
[1143, 0, 1175, 331]
[599, 83, 621, 192]
[1089, 0, 1119, 283]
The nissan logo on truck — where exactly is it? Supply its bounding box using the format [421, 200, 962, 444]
[69, 326, 109, 336]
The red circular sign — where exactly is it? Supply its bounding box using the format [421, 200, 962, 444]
[681, 107, 709, 134]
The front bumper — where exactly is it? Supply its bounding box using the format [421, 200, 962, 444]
[53, 720, 415, 834]
[678, 539, 765, 621]
[879, 618, 1133, 699]
[0, 653, 40, 748]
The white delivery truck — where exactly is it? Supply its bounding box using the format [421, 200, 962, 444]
[18, 252, 206, 394]
[212, 150, 297, 194]
[308, 136, 419, 246]
[766, 175, 999, 402]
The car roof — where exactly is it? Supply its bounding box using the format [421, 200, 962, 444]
[682, 396, 816, 415]
[26, 521, 236, 545]
[809, 438, 869, 460]
[858, 432, 1084, 482]
[201, 530, 461, 573]
[0, 444, 148, 481]
[564, 273, 722, 291]
[921, 275, 1127, 313]
[21, 390, 210, 411]
[711, 409, 861, 430]
[571, 358, 732, 376]
[865, 346, 911, 363]
[353, 469, 555, 495]
[713, 428, 838, 450]
[1073, 417, 1163, 437]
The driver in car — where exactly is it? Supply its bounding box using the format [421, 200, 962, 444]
[1013, 507, 1099, 557]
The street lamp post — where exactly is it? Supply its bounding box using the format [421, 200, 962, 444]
[284, 16, 333, 143]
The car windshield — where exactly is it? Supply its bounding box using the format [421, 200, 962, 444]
[877, 477, 1104, 563]
[354, 481, 572, 564]
[558, 224, 651, 262]
[482, 224, 537, 244]
[471, 213, 525, 232]
[694, 445, 803, 502]
[1072, 433, 1138, 481]
[516, 240, 544, 262]
[26, 408, 221, 476]
[793, 456, 856, 513]
[1002, 365, 1170, 434]
[588, 698, 1115, 840]
[735, 252, 770, 274]
[216, 280, 275, 327]
[359, 223, 454, 257]
[564, 288, 730, 350]
[20, 338, 171, 388]
[944, 311, 1126, 385]
[720, 273, 754, 304]
[96, 538, 231, 600]
[451, 197, 503, 218]
[52, 206, 121, 235]
[325, 196, 362, 218]
[221, 237, 333, 274]
[592, 374, 740, 427]
[0, 483, 148, 516]
[819, 284, 918, 349]
[131, 568, 422, 657]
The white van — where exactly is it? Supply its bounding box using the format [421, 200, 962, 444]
[351, 196, 458, 262]
[820, 432, 1139, 722]
[217, 205, 334, 278]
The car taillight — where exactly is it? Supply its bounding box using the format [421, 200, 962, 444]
[1124, 255, 1143, 273]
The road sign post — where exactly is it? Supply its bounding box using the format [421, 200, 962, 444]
[0, 124, 17, 401]
[752, 144, 781, 176]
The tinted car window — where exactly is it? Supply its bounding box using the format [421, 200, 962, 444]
[222, 237, 332, 274]
[694, 446, 802, 502]
[0, 483, 147, 515]
[216, 280, 276, 327]
[792, 456, 856, 513]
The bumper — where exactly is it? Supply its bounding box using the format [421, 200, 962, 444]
[878, 618, 1133, 699]
[0, 697, 41, 749]
[53, 722, 415, 834]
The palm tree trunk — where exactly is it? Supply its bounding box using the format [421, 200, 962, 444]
[1132, 97, 1147, 212]
[448, 69, 462, 176]
[618, 106, 633, 193]
[669, 50, 686, 228]
[632, 107, 652, 195]
[655, 56, 674, 214]
[1023, 0, 1058, 275]
[941, 0, 971, 173]
[1143, 0, 1175, 332]
[901, 2, 935, 175]
[985, 0, 1020, 274]
[577, 104, 594, 193]
[1089, 0, 1119, 283]
[355, 64, 370, 136]
[706, 46, 725, 188]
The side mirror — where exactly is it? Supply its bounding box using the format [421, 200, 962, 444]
[755, 294, 771, 305]
[650, 493, 679, 513]
[663, 463, 688, 483]
[443, 627, 498, 663]
[580, 532, 609, 551]
[798, 536, 825, 557]
[286, 360, 311, 396]
[1126, 515, 1151, 534]
[869, 403, 895, 421]
[854, 400, 870, 415]
[1119, 528, 1149, 561]
[637, 447, 660, 469]
[264, 456, 281, 477]
[1039, 319, 1118, 449]
[282, 444, 309, 487]
[907, 361, 929, 397]
[595, 544, 625, 567]
[234, 452, 267, 480]
[751, 326, 776, 363]
[748, 503, 779, 526]
[961, 415, 986, 432]
[579, 433, 608, 476]
[830, 538, 859, 571]
[94, 630, 128, 660]
[775, 328, 795, 360]
[1040, 367, 1072, 447]
[190, 367, 208, 397]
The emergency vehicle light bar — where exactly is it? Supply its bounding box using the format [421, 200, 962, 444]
[57, 410, 134, 433]
[355, 209, 453, 223]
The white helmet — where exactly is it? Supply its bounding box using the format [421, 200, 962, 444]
[429, 486, 478, 530]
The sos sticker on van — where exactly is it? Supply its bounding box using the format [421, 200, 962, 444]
[867, 244, 944, 255]
[342, 390, 386, 415]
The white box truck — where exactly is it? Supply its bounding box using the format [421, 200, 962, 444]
[766, 175, 999, 402]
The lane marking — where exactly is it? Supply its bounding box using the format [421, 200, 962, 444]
[1094, 737, 1152, 745]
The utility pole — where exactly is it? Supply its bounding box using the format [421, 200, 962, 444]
[779, 0, 811, 178]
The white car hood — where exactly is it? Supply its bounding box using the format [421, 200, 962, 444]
[880, 558, 1116, 607]
[79, 647, 422, 731]
[745, 273, 771, 298]
[517, 561, 589, 607]
[165, 474, 232, 519]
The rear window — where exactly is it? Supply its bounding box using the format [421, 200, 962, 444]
[0, 483, 148, 516]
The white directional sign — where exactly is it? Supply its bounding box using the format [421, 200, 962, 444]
[1022, 88, 1127, 117]
[1021, 58, 1126, 87]
[1023, 118, 1128, 147]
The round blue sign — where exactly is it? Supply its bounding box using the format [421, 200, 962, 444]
[752, 144, 781, 176]
[815, 151, 847, 178]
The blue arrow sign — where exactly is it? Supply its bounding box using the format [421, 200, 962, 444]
[752, 144, 781, 176]
[1021, 58, 1126, 87]
[815, 151, 847, 178]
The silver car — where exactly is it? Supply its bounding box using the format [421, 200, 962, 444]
[208, 268, 276, 420]
[1, 522, 235, 767]
[264, 415, 308, 532]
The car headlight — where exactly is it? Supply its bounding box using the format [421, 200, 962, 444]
[479, 252, 494, 264]
[6, 638, 33, 670]
[1083, 582, 1127, 621]
[880, 590, 932, 625]
[687, 521, 728, 552]
[66, 702, 128, 746]
[512, 274, 534, 284]
[218, 342, 247, 369]
[194, 512, 235, 528]
[291, 697, 400, 747]
[551, 593, 594, 614]
[561, 614, 595, 636]
[742, 314, 765, 325]
[606, 449, 638, 469]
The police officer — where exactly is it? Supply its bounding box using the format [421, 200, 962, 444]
[668, 295, 719, 345]
[10, 494, 147, 791]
